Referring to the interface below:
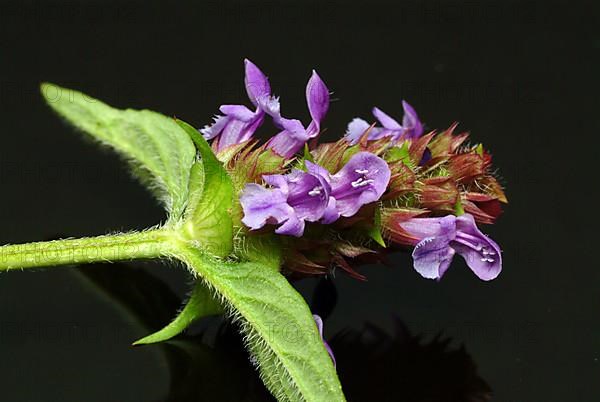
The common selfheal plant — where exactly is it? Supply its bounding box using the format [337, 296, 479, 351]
[0, 60, 507, 402]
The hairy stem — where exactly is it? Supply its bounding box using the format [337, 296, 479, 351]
[0, 229, 171, 272]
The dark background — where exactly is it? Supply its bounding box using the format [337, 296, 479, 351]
[1, 0, 598, 401]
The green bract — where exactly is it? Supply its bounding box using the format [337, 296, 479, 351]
[0, 84, 345, 402]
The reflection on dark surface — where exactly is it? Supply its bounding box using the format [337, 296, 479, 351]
[75, 264, 491, 402]
[331, 324, 491, 402]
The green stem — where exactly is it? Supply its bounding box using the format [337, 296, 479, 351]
[0, 229, 171, 272]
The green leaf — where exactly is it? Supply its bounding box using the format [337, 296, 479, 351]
[366, 206, 386, 247]
[41, 83, 196, 221]
[176, 119, 234, 257]
[133, 280, 223, 345]
[173, 245, 346, 402]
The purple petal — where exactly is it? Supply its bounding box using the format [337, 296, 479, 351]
[412, 236, 456, 280]
[266, 118, 311, 158]
[262, 174, 289, 194]
[399, 215, 457, 244]
[372, 107, 402, 130]
[280, 118, 310, 140]
[400, 213, 502, 281]
[216, 114, 264, 150]
[399, 215, 457, 279]
[345, 118, 371, 145]
[257, 95, 281, 121]
[240, 184, 293, 230]
[266, 131, 300, 159]
[251, 169, 332, 236]
[275, 215, 305, 237]
[285, 169, 331, 222]
[313, 314, 336, 367]
[401, 100, 423, 138]
[320, 196, 340, 224]
[330, 152, 391, 217]
[371, 128, 398, 141]
[244, 59, 271, 107]
[306, 70, 330, 128]
[200, 115, 229, 140]
[305, 160, 331, 181]
[219, 105, 257, 122]
[452, 214, 502, 281]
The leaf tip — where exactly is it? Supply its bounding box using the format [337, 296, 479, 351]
[40, 82, 58, 102]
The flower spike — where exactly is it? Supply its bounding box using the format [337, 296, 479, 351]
[199, 59, 506, 281]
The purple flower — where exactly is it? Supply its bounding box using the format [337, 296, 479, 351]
[313, 314, 336, 367]
[200, 59, 273, 151]
[308, 152, 391, 222]
[265, 71, 330, 158]
[345, 100, 423, 145]
[240, 168, 331, 237]
[399, 213, 502, 281]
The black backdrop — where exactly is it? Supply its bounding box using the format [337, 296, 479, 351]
[1, 1, 598, 401]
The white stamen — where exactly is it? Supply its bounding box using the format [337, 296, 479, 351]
[355, 169, 369, 174]
[351, 178, 375, 188]
[308, 186, 322, 196]
[479, 246, 496, 262]
[482, 247, 496, 256]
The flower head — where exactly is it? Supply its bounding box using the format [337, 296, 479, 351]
[345, 100, 423, 145]
[399, 213, 501, 281]
[203, 60, 506, 282]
